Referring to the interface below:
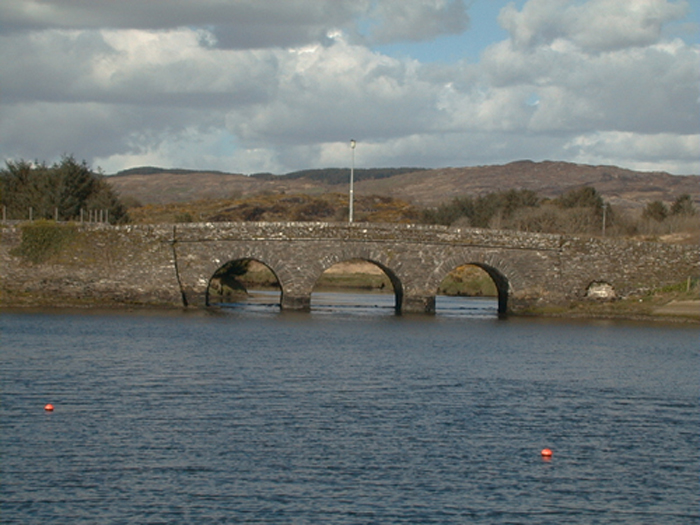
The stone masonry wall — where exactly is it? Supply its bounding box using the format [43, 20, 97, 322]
[0, 223, 183, 307]
[1, 221, 697, 312]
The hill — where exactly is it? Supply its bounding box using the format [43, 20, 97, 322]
[107, 160, 699, 210]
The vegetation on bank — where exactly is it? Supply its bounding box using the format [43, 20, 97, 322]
[10, 220, 79, 264]
[128, 192, 422, 224]
[421, 187, 698, 238]
[524, 277, 700, 321]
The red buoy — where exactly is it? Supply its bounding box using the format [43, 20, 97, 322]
[541, 448, 553, 458]
[44, 404, 54, 412]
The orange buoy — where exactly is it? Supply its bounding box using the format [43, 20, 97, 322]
[44, 404, 54, 412]
[541, 448, 553, 458]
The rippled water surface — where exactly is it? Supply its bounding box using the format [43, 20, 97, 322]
[1, 297, 698, 524]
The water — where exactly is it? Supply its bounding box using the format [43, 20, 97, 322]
[1, 296, 698, 524]
[225, 290, 500, 319]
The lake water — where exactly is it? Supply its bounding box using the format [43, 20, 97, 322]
[1, 294, 698, 524]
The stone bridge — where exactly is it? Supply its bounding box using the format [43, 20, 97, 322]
[1, 221, 698, 314]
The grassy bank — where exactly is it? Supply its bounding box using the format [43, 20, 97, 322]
[523, 278, 699, 322]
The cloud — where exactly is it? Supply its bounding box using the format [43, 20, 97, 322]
[498, 0, 689, 52]
[224, 35, 446, 147]
[365, 0, 469, 44]
[479, 37, 698, 134]
[0, 0, 360, 46]
[0, 0, 697, 175]
[565, 131, 700, 174]
[0, 0, 470, 48]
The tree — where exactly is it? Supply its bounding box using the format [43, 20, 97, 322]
[556, 186, 603, 211]
[54, 157, 98, 219]
[0, 156, 129, 223]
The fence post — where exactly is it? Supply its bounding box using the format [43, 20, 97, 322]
[29, 207, 33, 221]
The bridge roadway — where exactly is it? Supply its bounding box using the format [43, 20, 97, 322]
[1, 221, 697, 313]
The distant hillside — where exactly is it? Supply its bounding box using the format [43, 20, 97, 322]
[114, 166, 236, 177]
[269, 167, 428, 184]
[107, 160, 699, 210]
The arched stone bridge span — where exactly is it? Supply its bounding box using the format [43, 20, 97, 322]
[1, 222, 697, 314]
[170, 222, 697, 314]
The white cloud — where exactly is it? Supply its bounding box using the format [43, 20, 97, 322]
[0, 0, 697, 175]
[565, 131, 700, 174]
[224, 35, 445, 146]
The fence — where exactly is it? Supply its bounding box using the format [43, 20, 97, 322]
[1, 205, 111, 224]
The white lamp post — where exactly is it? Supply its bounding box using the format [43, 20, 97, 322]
[349, 139, 356, 223]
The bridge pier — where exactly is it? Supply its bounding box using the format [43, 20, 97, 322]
[402, 295, 436, 314]
[281, 293, 311, 312]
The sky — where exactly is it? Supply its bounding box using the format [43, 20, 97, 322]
[1, 0, 698, 176]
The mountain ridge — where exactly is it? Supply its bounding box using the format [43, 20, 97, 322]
[107, 160, 699, 210]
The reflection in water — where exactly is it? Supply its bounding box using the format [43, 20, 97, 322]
[217, 290, 498, 318]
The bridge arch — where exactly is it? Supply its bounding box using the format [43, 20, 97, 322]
[430, 253, 520, 315]
[196, 244, 309, 309]
[206, 257, 281, 306]
[311, 257, 404, 313]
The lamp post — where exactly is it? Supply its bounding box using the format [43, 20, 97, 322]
[349, 139, 356, 223]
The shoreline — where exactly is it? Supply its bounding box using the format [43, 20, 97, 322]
[2, 296, 698, 324]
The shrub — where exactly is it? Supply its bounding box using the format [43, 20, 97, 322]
[642, 201, 669, 222]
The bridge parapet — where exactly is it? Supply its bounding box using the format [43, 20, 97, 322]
[172, 221, 565, 250]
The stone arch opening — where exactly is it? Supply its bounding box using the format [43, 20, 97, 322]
[206, 258, 281, 307]
[311, 258, 404, 314]
[436, 263, 509, 316]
